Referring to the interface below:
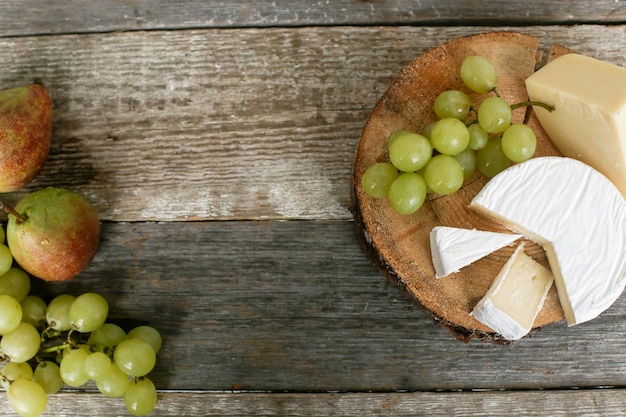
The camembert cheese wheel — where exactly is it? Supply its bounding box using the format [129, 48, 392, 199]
[470, 156, 626, 326]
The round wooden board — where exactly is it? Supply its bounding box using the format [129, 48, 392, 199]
[351, 31, 567, 342]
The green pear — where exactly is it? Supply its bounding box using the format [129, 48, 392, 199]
[0, 82, 53, 192]
[4, 187, 100, 282]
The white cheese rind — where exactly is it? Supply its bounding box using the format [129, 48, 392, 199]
[469, 156, 626, 326]
[525, 53, 626, 198]
[429, 226, 521, 278]
[471, 244, 554, 340]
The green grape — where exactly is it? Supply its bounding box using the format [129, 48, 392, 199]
[0, 226, 5, 243]
[424, 154, 465, 195]
[421, 121, 437, 140]
[433, 90, 471, 120]
[96, 362, 131, 398]
[0, 268, 30, 302]
[124, 377, 158, 417]
[477, 97, 512, 134]
[1, 362, 34, 389]
[387, 172, 427, 215]
[84, 351, 112, 381]
[476, 136, 512, 178]
[7, 378, 47, 417]
[388, 131, 433, 172]
[127, 326, 163, 354]
[34, 361, 63, 394]
[361, 162, 398, 198]
[88, 323, 127, 348]
[60, 348, 90, 387]
[46, 294, 75, 331]
[501, 123, 537, 162]
[468, 123, 489, 150]
[453, 147, 477, 180]
[460, 55, 498, 94]
[0, 244, 13, 276]
[0, 294, 22, 335]
[69, 292, 109, 332]
[114, 338, 157, 377]
[386, 129, 413, 150]
[20, 295, 47, 328]
[430, 118, 470, 156]
[1, 322, 41, 363]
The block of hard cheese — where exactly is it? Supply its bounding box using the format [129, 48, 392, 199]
[525, 53, 626, 198]
[471, 243, 554, 340]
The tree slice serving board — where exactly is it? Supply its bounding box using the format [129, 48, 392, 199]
[351, 31, 570, 342]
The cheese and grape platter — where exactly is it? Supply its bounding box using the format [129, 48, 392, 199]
[350, 31, 626, 342]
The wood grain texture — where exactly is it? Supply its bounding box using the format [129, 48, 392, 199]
[0, 26, 626, 221]
[0, 1, 625, 36]
[2, 390, 626, 417]
[18, 221, 626, 394]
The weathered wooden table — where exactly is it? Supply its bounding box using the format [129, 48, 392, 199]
[1, 2, 626, 416]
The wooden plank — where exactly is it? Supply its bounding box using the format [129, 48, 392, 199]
[21, 220, 626, 393]
[2, 389, 626, 417]
[1, 25, 626, 221]
[1, 1, 625, 36]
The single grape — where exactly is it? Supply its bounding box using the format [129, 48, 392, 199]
[361, 162, 398, 198]
[0, 226, 5, 243]
[1, 362, 34, 389]
[20, 295, 47, 328]
[0, 294, 22, 335]
[7, 378, 48, 417]
[388, 131, 433, 172]
[1, 322, 40, 363]
[424, 154, 465, 195]
[34, 361, 63, 394]
[0, 244, 13, 276]
[0, 267, 30, 302]
[387, 172, 427, 215]
[430, 118, 470, 156]
[501, 123, 537, 162]
[69, 292, 109, 333]
[84, 351, 113, 381]
[460, 55, 498, 94]
[96, 362, 131, 398]
[453, 147, 477, 180]
[127, 326, 163, 354]
[46, 294, 75, 331]
[124, 377, 158, 417]
[476, 136, 512, 178]
[114, 338, 157, 377]
[88, 323, 127, 348]
[60, 348, 90, 387]
[468, 123, 489, 150]
[421, 121, 437, 140]
[433, 90, 471, 120]
[477, 97, 512, 134]
[386, 129, 412, 150]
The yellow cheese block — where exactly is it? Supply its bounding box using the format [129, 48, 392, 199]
[525, 53, 626, 198]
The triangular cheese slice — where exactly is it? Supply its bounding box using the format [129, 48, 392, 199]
[430, 226, 522, 278]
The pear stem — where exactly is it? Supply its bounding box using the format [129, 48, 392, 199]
[0, 200, 27, 224]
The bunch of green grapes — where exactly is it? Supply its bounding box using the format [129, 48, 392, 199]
[362, 55, 546, 215]
[0, 228, 161, 417]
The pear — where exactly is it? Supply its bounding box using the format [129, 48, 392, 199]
[4, 187, 100, 282]
[0, 82, 53, 192]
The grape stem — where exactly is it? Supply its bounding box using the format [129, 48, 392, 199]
[0, 200, 26, 223]
[511, 100, 555, 113]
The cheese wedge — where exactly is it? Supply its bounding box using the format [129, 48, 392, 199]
[525, 53, 626, 198]
[471, 243, 554, 340]
[429, 226, 521, 278]
[470, 156, 626, 326]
